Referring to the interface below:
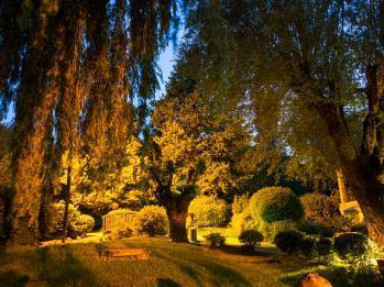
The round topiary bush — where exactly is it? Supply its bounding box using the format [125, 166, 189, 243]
[334, 232, 369, 260]
[316, 238, 333, 257]
[300, 237, 317, 258]
[133, 205, 168, 236]
[188, 196, 230, 227]
[249, 187, 304, 223]
[239, 230, 264, 247]
[204, 233, 226, 248]
[274, 230, 305, 255]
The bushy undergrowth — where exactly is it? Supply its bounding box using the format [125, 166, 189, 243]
[188, 196, 230, 227]
[45, 201, 95, 239]
[106, 206, 168, 239]
[134, 205, 168, 236]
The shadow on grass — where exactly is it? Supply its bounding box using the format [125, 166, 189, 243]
[152, 248, 252, 287]
[0, 270, 29, 287]
[152, 250, 204, 286]
[220, 245, 275, 257]
[38, 245, 96, 286]
[280, 265, 384, 287]
[157, 278, 181, 287]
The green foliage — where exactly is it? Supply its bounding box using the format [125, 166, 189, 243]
[238, 230, 263, 247]
[249, 187, 303, 223]
[300, 193, 340, 225]
[274, 230, 305, 255]
[45, 201, 94, 239]
[300, 237, 317, 259]
[72, 215, 95, 237]
[188, 196, 230, 227]
[232, 195, 249, 215]
[316, 238, 333, 257]
[204, 233, 226, 248]
[334, 233, 369, 260]
[133, 206, 168, 237]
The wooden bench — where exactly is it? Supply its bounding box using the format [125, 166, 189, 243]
[99, 248, 150, 261]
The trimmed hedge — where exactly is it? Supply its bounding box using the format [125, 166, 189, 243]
[239, 230, 264, 246]
[334, 232, 369, 259]
[249, 187, 303, 223]
[274, 230, 305, 255]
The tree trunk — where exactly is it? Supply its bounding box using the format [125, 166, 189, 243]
[317, 102, 384, 245]
[62, 164, 71, 243]
[167, 210, 188, 243]
[162, 193, 193, 243]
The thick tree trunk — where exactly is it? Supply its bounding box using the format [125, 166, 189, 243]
[167, 210, 188, 243]
[162, 193, 193, 243]
[317, 102, 384, 245]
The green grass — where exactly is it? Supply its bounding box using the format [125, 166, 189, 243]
[198, 227, 240, 245]
[0, 236, 382, 287]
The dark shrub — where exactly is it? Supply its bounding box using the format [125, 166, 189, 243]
[316, 238, 333, 257]
[300, 237, 317, 258]
[239, 230, 264, 247]
[334, 232, 369, 260]
[274, 230, 305, 255]
[204, 233, 226, 248]
[351, 224, 368, 235]
[249, 187, 304, 223]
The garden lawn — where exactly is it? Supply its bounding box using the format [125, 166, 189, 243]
[0, 236, 379, 287]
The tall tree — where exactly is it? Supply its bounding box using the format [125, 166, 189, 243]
[0, 0, 179, 243]
[183, 0, 384, 244]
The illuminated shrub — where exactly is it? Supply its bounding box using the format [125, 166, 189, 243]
[204, 233, 226, 248]
[232, 194, 249, 215]
[239, 230, 264, 248]
[300, 193, 339, 224]
[104, 208, 137, 239]
[72, 214, 95, 237]
[45, 201, 94, 239]
[133, 205, 168, 236]
[188, 196, 230, 227]
[249, 187, 303, 223]
[274, 230, 305, 255]
[334, 232, 369, 261]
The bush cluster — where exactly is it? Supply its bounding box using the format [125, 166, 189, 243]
[45, 201, 95, 239]
[300, 193, 339, 224]
[239, 230, 263, 251]
[188, 196, 230, 227]
[134, 205, 168, 236]
[204, 233, 226, 248]
[105, 205, 168, 239]
[273, 230, 370, 268]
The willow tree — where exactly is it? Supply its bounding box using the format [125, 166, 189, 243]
[182, 0, 384, 244]
[0, 0, 179, 243]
